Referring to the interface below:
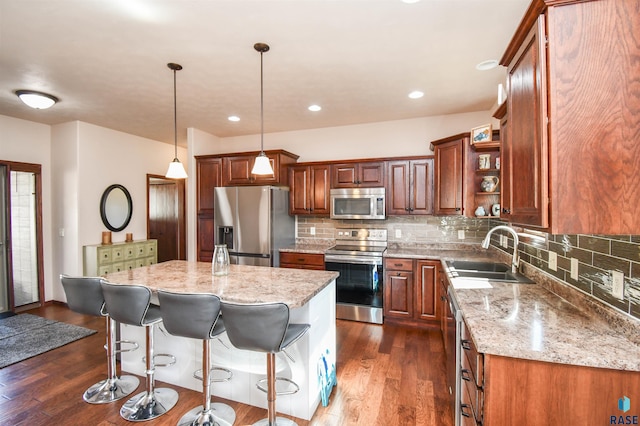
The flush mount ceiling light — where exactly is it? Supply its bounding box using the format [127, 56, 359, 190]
[308, 104, 322, 112]
[251, 42, 275, 176]
[408, 90, 424, 99]
[15, 90, 59, 109]
[475, 59, 499, 71]
[165, 63, 188, 179]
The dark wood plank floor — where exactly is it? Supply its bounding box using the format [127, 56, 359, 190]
[0, 305, 454, 425]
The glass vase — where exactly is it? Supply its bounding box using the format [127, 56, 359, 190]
[212, 244, 230, 276]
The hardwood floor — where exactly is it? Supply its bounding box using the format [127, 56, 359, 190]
[0, 305, 454, 425]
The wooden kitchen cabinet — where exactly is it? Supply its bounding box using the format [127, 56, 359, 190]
[432, 134, 467, 215]
[331, 160, 385, 188]
[221, 150, 299, 187]
[279, 252, 325, 270]
[195, 156, 222, 262]
[386, 157, 434, 215]
[288, 163, 330, 215]
[384, 257, 441, 328]
[500, 0, 640, 234]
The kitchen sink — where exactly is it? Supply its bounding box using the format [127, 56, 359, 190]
[445, 260, 534, 284]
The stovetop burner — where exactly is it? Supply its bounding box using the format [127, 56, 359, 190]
[325, 228, 388, 258]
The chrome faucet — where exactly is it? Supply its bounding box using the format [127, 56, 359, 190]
[481, 225, 520, 273]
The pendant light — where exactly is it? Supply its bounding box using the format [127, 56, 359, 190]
[251, 43, 275, 175]
[165, 62, 188, 179]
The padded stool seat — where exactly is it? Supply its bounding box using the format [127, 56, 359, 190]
[220, 301, 309, 426]
[158, 290, 236, 426]
[101, 282, 179, 422]
[60, 275, 139, 404]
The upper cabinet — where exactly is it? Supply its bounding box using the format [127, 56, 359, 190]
[221, 150, 299, 187]
[501, 0, 640, 234]
[331, 161, 385, 188]
[288, 163, 331, 215]
[432, 134, 466, 215]
[387, 157, 434, 215]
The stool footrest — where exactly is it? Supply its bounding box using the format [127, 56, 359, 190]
[142, 353, 176, 368]
[105, 339, 139, 355]
[256, 376, 300, 396]
[193, 366, 233, 383]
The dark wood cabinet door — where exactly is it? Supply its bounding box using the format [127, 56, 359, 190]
[223, 155, 278, 186]
[288, 166, 310, 214]
[387, 160, 411, 214]
[434, 139, 464, 215]
[310, 164, 330, 214]
[359, 161, 385, 187]
[410, 159, 434, 215]
[331, 164, 358, 188]
[384, 271, 413, 319]
[416, 260, 438, 322]
[196, 157, 222, 262]
[505, 16, 548, 227]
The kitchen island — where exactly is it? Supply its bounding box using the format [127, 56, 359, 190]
[105, 260, 338, 421]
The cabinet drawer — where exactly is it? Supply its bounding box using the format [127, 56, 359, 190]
[136, 243, 146, 257]
[280, 252, 325, 268]
[124, 244, 137, 260]
[97, 247, 112, 265]
[384, 258, 414, 271]
[461, 344, 484, 422]
[145, 242, 156, 257]
[461, 319, 483, 388]
[111, 262, 125, 273]
[111, 247, 124, 263]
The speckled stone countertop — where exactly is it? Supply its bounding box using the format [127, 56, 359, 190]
[105, 260, 339, 308]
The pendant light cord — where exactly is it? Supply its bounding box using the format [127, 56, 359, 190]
[260, 50, 264, 154]
[173, 67, 178, 160]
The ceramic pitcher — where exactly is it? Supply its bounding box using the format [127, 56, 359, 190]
[480, 176, 499, 193]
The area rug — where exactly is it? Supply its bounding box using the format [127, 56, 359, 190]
[0, 313, 97, 368]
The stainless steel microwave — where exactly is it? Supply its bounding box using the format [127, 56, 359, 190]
[330, 187, 386, 220]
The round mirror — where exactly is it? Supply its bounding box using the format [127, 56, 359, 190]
[100, 184, 133, 232]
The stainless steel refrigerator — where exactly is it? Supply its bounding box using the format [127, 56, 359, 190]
[213, 186, 294, 267]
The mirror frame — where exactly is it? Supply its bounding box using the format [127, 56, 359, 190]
[100, 184, 133, 232]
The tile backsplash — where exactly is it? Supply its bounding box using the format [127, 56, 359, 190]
[296, 215, 640, 321]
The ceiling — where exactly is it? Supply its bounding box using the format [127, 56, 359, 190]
[0, 0, 529, 147]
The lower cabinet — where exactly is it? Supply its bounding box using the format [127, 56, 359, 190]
[383, 257, 441, 328]
[279, 252, 325, 270]
[460, 318, 484, 425]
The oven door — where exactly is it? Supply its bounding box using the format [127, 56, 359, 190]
[324, 255, 383, 324]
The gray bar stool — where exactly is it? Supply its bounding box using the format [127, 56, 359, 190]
[158, 290, 236, 426]
[101, 281, 179, 422]
[60, 275, 139, 404]
[220, 301, 309, 426]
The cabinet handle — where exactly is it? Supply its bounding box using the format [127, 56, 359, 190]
[461, 339, 472, 351]
[461, 368, 472, 382]
[405, 207, 410, 211]
[460, 404, 472, 418]
[455, 207, 461, 212]
[440, 295, 447, 301]
[502, 207, 511, 214]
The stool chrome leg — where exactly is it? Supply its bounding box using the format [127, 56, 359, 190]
[254, 353, 297, 426]
[83, 317, 139, 404]
[178, 340, 236, 426]
[120, 323, 178, 421]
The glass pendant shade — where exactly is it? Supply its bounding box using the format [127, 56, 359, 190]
[16, 90, 58, 109]
[166, 158, 188, 179]
[251, 153, 273, 175]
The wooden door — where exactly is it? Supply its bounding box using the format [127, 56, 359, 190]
[387, 160, 410, 214]
[434, 139, 464, 215]
[384, 270, 413, 319]
[505, 16, 548, 227]
[147, 175, 186, 262]
[331, 163, 358, 188]
[358, 161, 385, 187]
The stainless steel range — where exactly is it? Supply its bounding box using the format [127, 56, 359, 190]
[324, 228, 387, 324]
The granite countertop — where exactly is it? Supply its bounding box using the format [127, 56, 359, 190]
[453, 282, 640, 371]
[104, 260, 339, 308]
[280, 243, 334, 254]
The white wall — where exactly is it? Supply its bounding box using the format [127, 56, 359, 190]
[193, 111, 497, 161]
[0, 115, 54, 301]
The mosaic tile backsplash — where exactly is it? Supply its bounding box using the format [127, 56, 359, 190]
[296, 215, 640, 321]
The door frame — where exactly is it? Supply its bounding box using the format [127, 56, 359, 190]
[146, 174, 186, 260]
[0, 160, 45, 312]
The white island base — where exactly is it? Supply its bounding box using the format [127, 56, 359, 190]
[119, 281, 336, 421]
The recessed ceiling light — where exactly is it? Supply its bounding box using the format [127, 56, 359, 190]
[228, 115, 240, 122]
[408, 91, 424, 99]
[475, 60, 499, 71]
[402, 0, 421, 3]
[15, 90, 59, 109]
[308, 104, 322, 112]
